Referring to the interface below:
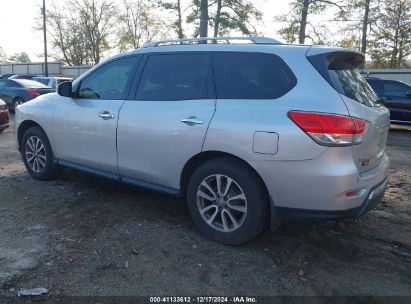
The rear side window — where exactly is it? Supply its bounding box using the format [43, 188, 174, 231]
[136, 53, 209, 101]
[328, 63, 378, 106]
[308, 51, 378, 107]
[5, 80, 22, 88]
[213, 52, 296, 99]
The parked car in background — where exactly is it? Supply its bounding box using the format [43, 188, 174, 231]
[0, 79, 54, 112]
[0, 74, 16, 79]
[14, 37, 390, 244]
[33, 77, 73, 90]
[9, 74, 36, 80]
[366, 77, 411, 125]
[0, 98, 10, 133]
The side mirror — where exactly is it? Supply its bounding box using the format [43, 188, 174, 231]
[57, 81, 73, 97]
[406, 90, 411, 97]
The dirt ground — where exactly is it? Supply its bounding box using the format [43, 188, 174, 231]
[0, 115, 410, 298]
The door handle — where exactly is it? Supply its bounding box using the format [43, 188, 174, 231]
[181, 116, 204, 126]
[98, 111, 115, 120]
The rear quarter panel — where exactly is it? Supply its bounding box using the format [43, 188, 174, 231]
[203, 46, 349, 162]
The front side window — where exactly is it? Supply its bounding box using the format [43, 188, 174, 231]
[78, 56, 137, 100]
[136, 53, 209, 101]
[383, 82, 409, 97]
[213, 52, 296, 99]
[0, 80, 4, 89]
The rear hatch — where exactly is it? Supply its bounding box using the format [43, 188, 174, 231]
[307, 48, 390, 173]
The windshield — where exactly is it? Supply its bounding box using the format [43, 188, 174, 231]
[14, 79, 49, 88]
[328, 64, 379, 107]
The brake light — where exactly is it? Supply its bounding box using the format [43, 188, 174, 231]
[288, 111, 368, 146]
[26, 89, 40, 97]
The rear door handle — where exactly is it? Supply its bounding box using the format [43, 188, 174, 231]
[98, 111, 115, 120]
[181, 116, 204, 126]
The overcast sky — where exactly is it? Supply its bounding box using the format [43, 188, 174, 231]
[0, 0, 293, 61]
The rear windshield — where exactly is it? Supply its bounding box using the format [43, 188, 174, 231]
[14, 79, 49, 88]
[328, 61, 378, 107]
[33, 78, 50, 86]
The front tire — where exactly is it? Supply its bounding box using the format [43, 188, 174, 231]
[187, 158, 269, 245]
[21, 126, 61, 180]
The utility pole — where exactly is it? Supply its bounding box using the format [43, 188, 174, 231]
[42, 0, 48, 76]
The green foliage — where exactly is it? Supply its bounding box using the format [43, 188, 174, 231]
[117, 0, 164, 51]
[276, 0, 346, 44]
[187, 0, 262, 37]
[369, 0, 411, 68]
[157, 0, 185, 38]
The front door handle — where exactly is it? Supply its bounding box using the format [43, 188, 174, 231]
[98, 111, 115, 120]
[181, 116, 204, 126]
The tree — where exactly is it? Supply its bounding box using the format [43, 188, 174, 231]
[46, 3, 92, 65]
[187, 0, 262, 38]
[45, 0, 116, 66]
[76, 0, 117, 64]
[369, 0, 411, 67]
[276, 0, 346, 44]
[336, 0, 381, 56]
[8, 52, 31, 63]
[158, 0, 185, 38]
[117, 0, 164, 51]
[199, 0, 208, 37]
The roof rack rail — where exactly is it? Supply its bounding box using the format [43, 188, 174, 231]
[142, 36, 282, 48]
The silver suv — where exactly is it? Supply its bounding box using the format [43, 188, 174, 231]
[15, 37, 390, 244]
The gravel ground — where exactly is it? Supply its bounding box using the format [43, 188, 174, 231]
[0, 115, 410, 298]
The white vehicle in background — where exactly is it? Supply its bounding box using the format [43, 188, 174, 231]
[33, 77, 73, 90]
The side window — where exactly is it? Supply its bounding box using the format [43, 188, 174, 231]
[383, 82, 408, 97]
[0, 80, 4, 89]
[78, 56, 138, 100]
[5, 80, 21, 88]
[136, 53, 209, 101]
[213, 52, 296, 99]
[367, 80, 383, 95]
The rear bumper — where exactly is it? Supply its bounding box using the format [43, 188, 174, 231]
[250, 147, 390, 212]
[276, 177, 388, 220]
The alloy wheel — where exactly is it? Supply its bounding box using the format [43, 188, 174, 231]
[25, 136, 47, 173]
[196, 174, 247, 232]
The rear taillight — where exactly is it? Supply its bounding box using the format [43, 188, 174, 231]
[288, 111, 368, 146]
[26, 88, 40, 97]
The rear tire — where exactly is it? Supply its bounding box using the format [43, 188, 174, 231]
[12, 98, 24, 112]
[21, 126, 61, 180]
[187, 158, 269, 245]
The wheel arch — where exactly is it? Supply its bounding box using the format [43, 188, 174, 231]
[17, 120, 45, 151]
[180, 150, 280, 231]
[180, 150, 267, 197]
